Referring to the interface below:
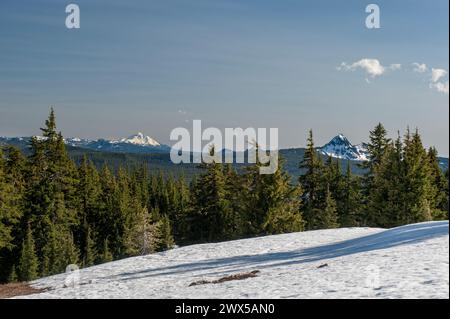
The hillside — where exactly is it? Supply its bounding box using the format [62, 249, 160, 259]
[15, 221, 449, 299]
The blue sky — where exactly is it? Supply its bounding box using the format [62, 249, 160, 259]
[0, 0, 448, 155]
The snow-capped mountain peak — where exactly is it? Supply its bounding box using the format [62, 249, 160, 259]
[59, 133, 168, 153]
[329, 133, 352, 147]
[320, 134, 369, 161]
[118, 132, 161, 146]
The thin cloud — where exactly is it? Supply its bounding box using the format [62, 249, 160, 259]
[389, 64, 402, 71]
[412, 63, 427, 73]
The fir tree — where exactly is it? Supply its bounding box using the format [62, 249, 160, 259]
[100, 239, 113, 263]
[83, 226, 97, 267]
[188, 146, 232, 242]
[443, 169, 449, 217]
[401, 129, 433, 223]
[366, 123, 391, 168]
[98, 165, 119, 258]
[361, 123, 391, 215]
[172, 174, 191, 242]
[340, 162, 362, 226]
[0, 146, 26, 282]
[221, 164, 244, 238]
[427, 147, 448, 219]
[7, 265, 18, 283]
[77, 156, 101, 264]
[18, 225, 39, 282]
[368, 136, 403, 227]
[0, 149, 21, 250]
[368, 129, 435, 227]
[123, 207, 158, 256]
[261, 156, 304, 234]
[155, 214, 175, 251]
[24, 109, 79, 274]
[62, 231, 80, 267]
[299, 130, 325, 230]
[320, 186, 339, 229]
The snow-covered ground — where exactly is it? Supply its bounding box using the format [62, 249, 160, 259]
[17, 221, 449, 299]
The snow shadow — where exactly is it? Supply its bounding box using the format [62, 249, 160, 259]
[115, 221, 449, 281]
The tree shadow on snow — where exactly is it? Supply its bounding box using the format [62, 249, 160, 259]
[113, 221, 449, 282]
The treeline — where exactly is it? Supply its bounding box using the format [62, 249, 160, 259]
[299, 126, 448, 229]
[0, 111, 448, 283]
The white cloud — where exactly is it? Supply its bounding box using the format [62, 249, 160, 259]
[338, 59, 386, 78]
[428, 68, 449, 95]
[338, 58, 448, 95]
[337, 59, 401, 79]
[430, 81, 449, 94]
[412, 63, 427, 73]
[431, 68, 448, 83]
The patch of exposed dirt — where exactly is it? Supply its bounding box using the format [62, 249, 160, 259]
[0, 283, 46, 299]
[189, 270, 260, 287]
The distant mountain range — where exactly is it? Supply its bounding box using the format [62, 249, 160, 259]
[64, 132, 171, 153]
[1, 133, 448, 174]
[1, 133, 171, 154]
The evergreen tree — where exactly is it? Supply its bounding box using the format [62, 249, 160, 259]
[188, 147, 232, 242]
[24, 109, 79, 273]
[443, 169, 449, 217]
[368, 129, 435, 227]
[0, 149, 21, 250]
[427, 147, 448, 219]
[365, 123, 391, 169]
[7, 265, 18, 283]
[241, 150, 266, 236]
[401, 129, 433, 223]
[368, 136, 403, 227]
[18, 225, 39, 282]
[100, 238, 113, 263]
[0, 146, 26, 282]
[83, 226, 97, 267]
[40, 224, 79, 276]
[98, 165, 119, 258]
[361, 123, 391, 216]
[114, 167, 134, 257]
[340, 162, 362, 226]
[123, 207, 158, 256]
[222, 164, 244, 238]
[62, 231, 80, 267]
[260, 156, 304, 234]
[155, 214, 175, 251]
[320, 186, 339, 229]
[299, 130, 326, 230]
[172, 174, 191, 242]
[77, 156, 101, 264]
